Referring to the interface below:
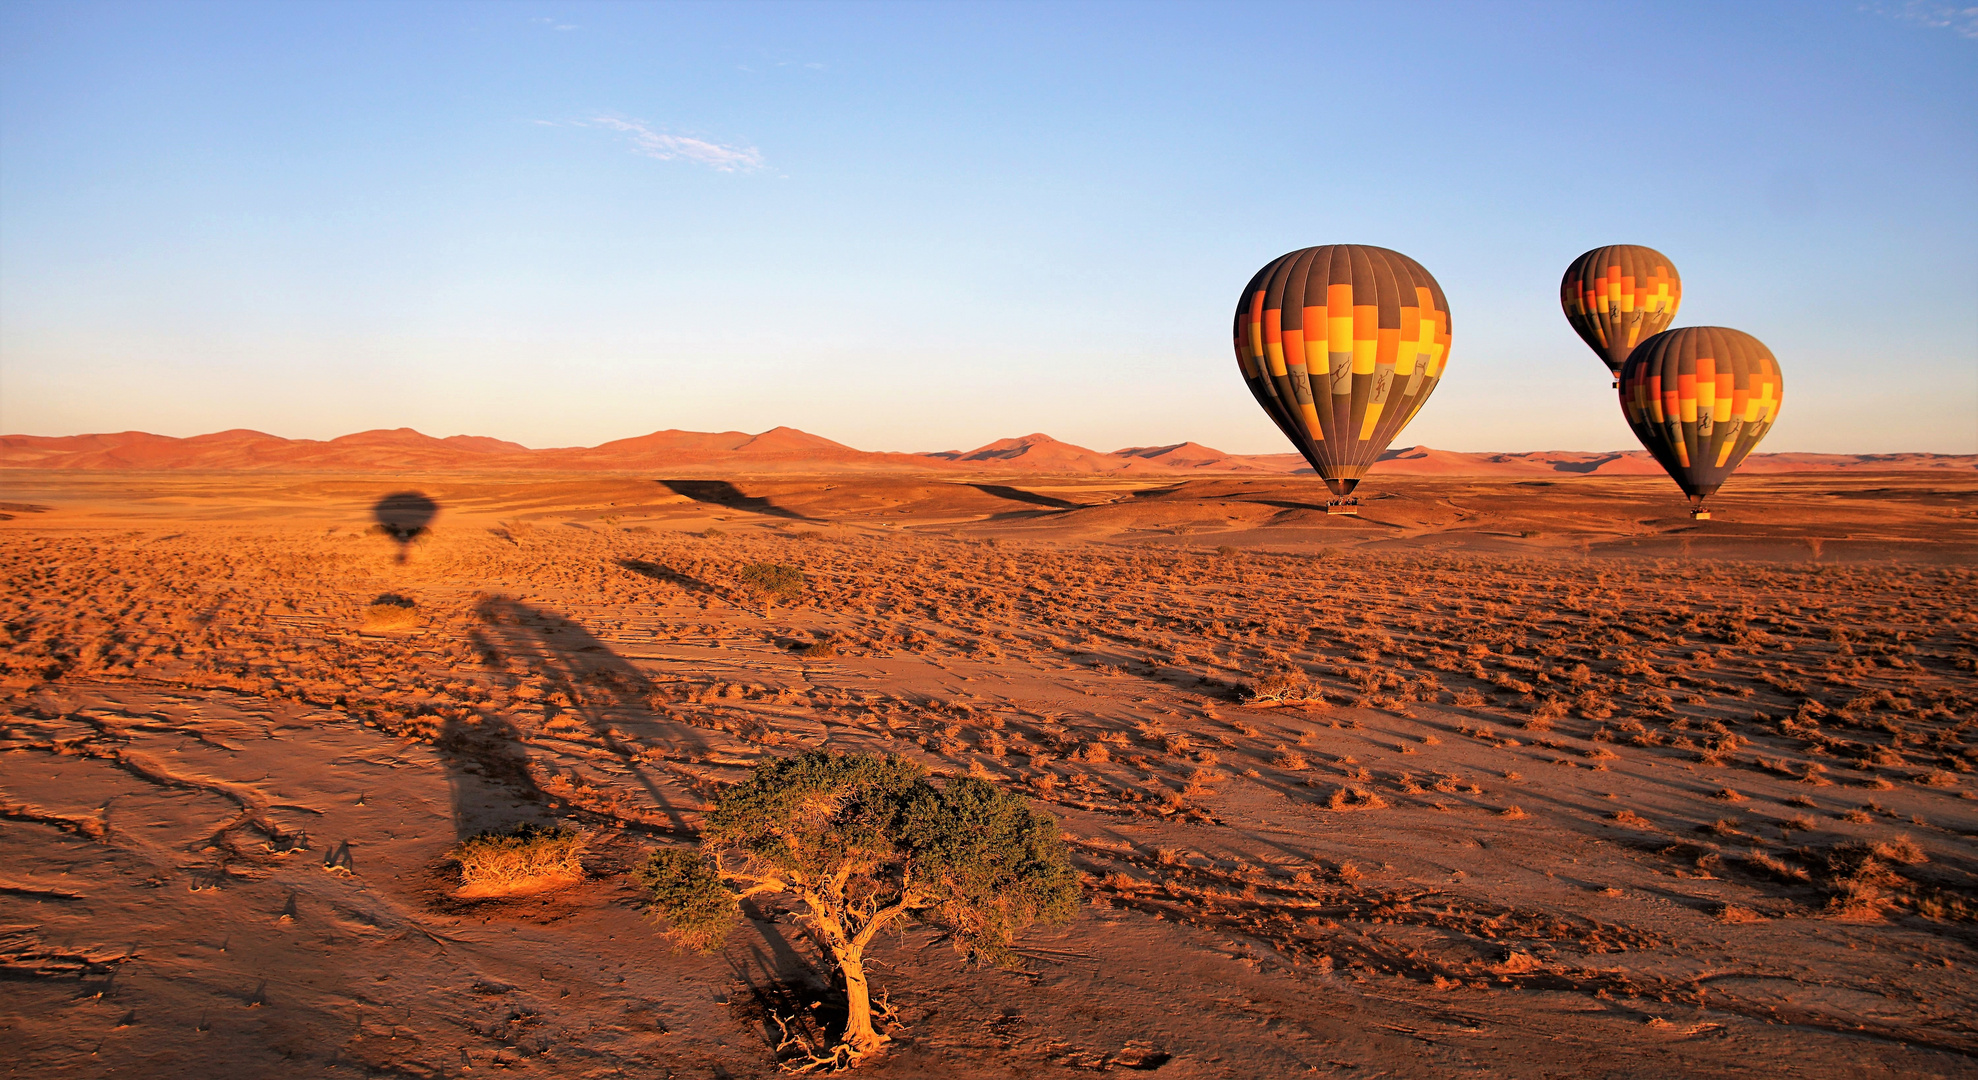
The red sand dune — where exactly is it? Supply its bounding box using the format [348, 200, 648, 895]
[1, 426, 1971, 476]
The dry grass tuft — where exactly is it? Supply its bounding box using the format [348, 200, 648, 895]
[362, 593, 420, 632]
[451, 823, 588, 897]
[1269, 749, 1310, 771]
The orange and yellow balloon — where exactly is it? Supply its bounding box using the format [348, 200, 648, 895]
[1562, 245, 1681, 385]
[1232, 245, 1450, 498]
[1618, 326, 1784, 518]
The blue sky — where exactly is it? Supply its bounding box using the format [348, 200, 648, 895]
[2, 1, 1973, 454]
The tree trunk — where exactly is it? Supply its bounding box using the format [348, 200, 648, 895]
[833, 946, 886, 1056]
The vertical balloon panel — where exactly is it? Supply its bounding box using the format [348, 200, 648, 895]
[1233, 245, 1451, 498]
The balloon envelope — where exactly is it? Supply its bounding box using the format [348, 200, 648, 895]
[1562, 245, 1681, 379]
[1233, 245, 1451, 497]
[1618, 326, 1784, 509]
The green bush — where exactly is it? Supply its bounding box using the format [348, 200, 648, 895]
[640, 750, 1078, 1063]
[735, 562, 805, 607]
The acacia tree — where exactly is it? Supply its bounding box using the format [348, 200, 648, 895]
[640, 750, 1079, 1066]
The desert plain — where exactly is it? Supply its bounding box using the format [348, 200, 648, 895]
[3, 463, 1977, 1079]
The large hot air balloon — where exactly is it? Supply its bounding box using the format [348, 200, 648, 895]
[1233, 245, 1450, 513]
[1562, 245, 1681, 385]
[1618, 326, 1783, 520]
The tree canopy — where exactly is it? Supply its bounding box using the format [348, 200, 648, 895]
[640, 750, 1080, 1064]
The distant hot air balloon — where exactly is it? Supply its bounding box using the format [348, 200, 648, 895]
[1233, 245, 1450, 513]
[1562, 245, 1682, 386]
[1618, 326, 1783, 520]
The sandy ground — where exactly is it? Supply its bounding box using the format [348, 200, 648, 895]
[2, 469, 1975, 1079]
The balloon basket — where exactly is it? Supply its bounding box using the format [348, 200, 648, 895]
[1690, 509, 1711, 521]
[1326, 499, 1360, 516]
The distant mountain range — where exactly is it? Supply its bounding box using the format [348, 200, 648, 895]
[1, 426, 1971, 476]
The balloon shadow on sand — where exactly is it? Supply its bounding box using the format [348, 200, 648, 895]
[373, 491, 439, 564]
[463, 596, 711, 835]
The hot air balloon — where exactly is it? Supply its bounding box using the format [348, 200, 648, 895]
[1618, 326, 1783, 520]
[1233, 245, 1450, 515]
[1562, 245, 1681, 386]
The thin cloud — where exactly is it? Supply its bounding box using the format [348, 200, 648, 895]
[1865, 1, 1978, 38]
[585, 117, 765, 173]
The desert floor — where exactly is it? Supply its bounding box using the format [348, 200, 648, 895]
[2, 469, 1975, 1079]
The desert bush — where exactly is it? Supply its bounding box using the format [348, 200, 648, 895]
[736, 562, 805, 608]
[639, 751, 1078, 1065]
[451, 823, 587, 896]
[1245, 671, 1322, 706]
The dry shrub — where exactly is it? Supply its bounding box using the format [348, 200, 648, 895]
[1181, 769, 1219, 798]
[1743, 848, 1810, 883]
[1452, 688, 1488, 708]
[1270, 750, 1309, 771]
[1714, 902, 1765, 924]
[451, 823, 587, 897]
[1608, 809, 1654, 829]
[362, 594, 419, 632]
[1245, 671, 1323, 706]
[795, 635, 839, 658]
[1823, 843, 1904, 918]
[1323, 786, 1388, 811]
[1873, 835, 1927, 865]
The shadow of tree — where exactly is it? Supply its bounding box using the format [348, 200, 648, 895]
[619, 558, 722, 598]
[966, 484, 1080, 511]
[658, 480, 817, 521]
[722, 897, 841, 1057]
[618, 559, 763, 616]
